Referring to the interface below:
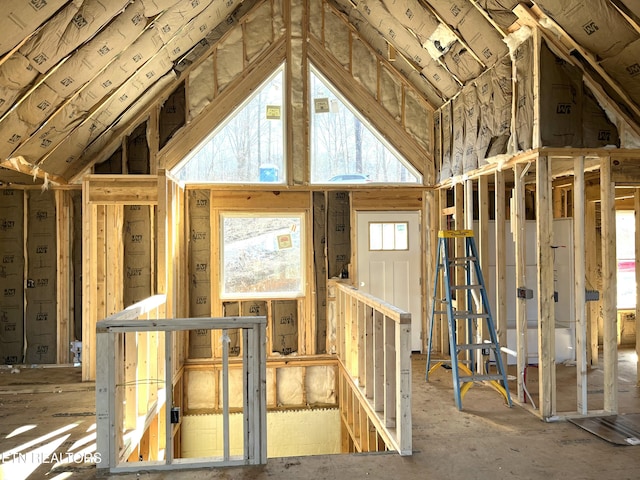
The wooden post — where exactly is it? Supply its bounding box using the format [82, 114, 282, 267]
[55, 190, 71, 364]
[585, 199, 599, 367]
[574, 156, 588, 415]
[396, 318, 412, 455]
[536, 155, 556, 419]
[513, 163, 528, 403]
[157, 172, 167, 324]
[600, 156, 618, 413]
[304, 204, 314, 355]
[438, 189, 448, 355]
[552, 186, 564, 218]
[105, 205, 123, 315]
[478, 176, 490, 373]
[464, 178, 476, 368]
[532, 28, 541, 150]
[164, 330, 174, 464]
[95, 327, 116, 469]
[83, 179, 99, 381]
[636, 190, 640, 386]
[454, 183, 465, 348]
[494, 170, 508, 371]
[424, 189, 436, 353]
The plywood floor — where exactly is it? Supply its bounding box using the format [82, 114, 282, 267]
[1, 349, 639, 480]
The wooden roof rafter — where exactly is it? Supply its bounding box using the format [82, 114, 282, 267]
[65, 0, 274, 183]
[324, 0, 438, 113]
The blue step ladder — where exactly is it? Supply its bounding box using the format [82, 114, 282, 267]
[426, 229, 512, 410]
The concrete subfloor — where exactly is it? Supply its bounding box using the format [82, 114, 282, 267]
[1, 350, 639, 480]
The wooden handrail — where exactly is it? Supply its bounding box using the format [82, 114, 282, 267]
[331, 280, 412, 456]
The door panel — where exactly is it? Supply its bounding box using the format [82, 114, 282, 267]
[356, 211, 422, 351]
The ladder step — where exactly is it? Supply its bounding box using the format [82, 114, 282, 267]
[456, 343, 497, 351]
[427, 232, 513, 409]
[458, 374, 504, 382]
[451, 284, 483, 290]
[452, 312, 489, 320]
[451, 256, 477, 262]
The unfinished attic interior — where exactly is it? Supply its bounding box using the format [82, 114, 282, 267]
[1, 0, 640, 477]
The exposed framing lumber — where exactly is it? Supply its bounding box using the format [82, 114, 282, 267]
[324, 0, 444, 111]
[82, 175, 161, 380]
[464, 179, 476, 368]
[611, 158, 640, 184]
[209, 190, 311, 209]
[304, 201, 315, 355]
[573, 156, 588, 415]
[424, 189, 435, 353]
[585, 198, 599, 367]
[515, 3, 640, 138]
[435, 148, 640, 190]
[477, 176, 490, 371]
[536, 155, 556, 419]
[333, 281, 411, 455]
[351, 189, 423, 210]
[494, 170, 508, 372]
[418, 0, 488, 69]
[531, 27, 542, 150]
[82, 180, 98, 380]
[158, 42, 287, 171]
[0, 158, 66, 185]
[86, 175, 159, 205]
[600, 156, 618, 413]
[97, 310, 267, 472]
[307, 40, 431, 180]
[435, 188, 448, 354]
[156, 172, 168, 315]
[285, 0, 305, 185]
[636, 190, 640, 386]
[454, 183, 465, 345]
[105, 205, 123, 316]
[55, 190, 72, 363]
[513, 163, 528, 404]
[45, 0, 273, 183]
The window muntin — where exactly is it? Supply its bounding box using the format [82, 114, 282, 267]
[221, 213, 304, 298]
[369, 222, 409, 251]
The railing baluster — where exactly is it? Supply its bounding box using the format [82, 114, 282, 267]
[330, 281, 412, 456]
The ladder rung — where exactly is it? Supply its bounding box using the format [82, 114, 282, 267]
[451, 256, 477, 262]
[456, 343, 497, 351]
[452, 312, 489, 320]
[451, 284, 483, 290]
[458, 374, 504, 382]
[431, 234, 513, 408]
[449, 262, 468, 267]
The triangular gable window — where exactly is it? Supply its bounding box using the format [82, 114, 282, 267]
[309, 65, 421, 184]
[173, 65, 285, 183]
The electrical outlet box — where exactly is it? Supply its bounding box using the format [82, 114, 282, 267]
[517, 287, 533, 299]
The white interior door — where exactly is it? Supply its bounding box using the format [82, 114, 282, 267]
[356, 211, 422, 352]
